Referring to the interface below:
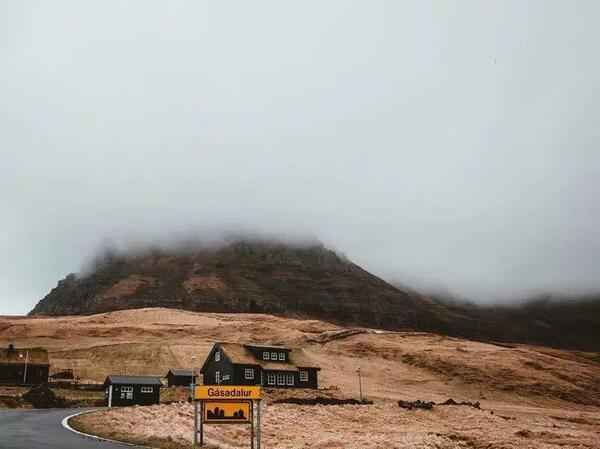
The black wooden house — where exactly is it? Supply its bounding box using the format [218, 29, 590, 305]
[165, 369, 198, 387]
[199, 343, 320, 389]
[0, 344, 50, 385]
[103, 375, 162, 407]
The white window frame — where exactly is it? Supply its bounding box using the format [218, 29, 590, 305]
[244, 368, 254, 380]
[263, 352, 270, 360]
[271, 352, 277, 360]
[141, 386, 153, 393]
[277, 373, 285, 385]
[286, 374, 294, 386]
[299, 370, 308, 382]
[215, 350, 221, 362]
[267, 373, 275, 385]
[278, 352, 285, 361]
[215, 371, 221, 384]
[120, 385, 133, 400]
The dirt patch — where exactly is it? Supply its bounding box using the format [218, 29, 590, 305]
[272, 396, 372, 406]
[22, 384, 67, 408]
[183, 275, 227, 293]
[398, 398, 480, 411]
[398, 399, 435, 410]
[100, 275, 156, 300]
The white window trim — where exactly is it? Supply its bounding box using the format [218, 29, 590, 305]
[267, 373, 275, 385]
[277, 373, 285, 385]
[263, 352, 270, 360]
[121, 386, 133, 393]
[215, 350, 221, 362]
[141, 386, 153, 393]
[278, 352, 285, 361]
[299, 370, 308, 382]
[215, 371, 221, 384]
[271, 352, 277, 360]
[286, 374, 294, 386]
[244, 368, 254, 380]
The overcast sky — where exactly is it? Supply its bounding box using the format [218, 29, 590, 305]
[2, 1, 599, 314]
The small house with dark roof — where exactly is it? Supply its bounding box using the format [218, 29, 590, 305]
[0, 344, 50, 385]
[199, 343, 320, 389]
[165, 369, 198, 387]
[103, 375, 162, 407]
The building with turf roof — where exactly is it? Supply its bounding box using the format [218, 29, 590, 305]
[165, 368, 198, 387]
[199, 342, 320, 389]
[0, 344, 49, 385]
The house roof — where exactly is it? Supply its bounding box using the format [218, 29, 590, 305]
[244, 343, 290, 351]
[104, 375, 163, 386]
[201, 342, 320, 373]
[166, 369, 197, 377]
[0, 346, 49, 366]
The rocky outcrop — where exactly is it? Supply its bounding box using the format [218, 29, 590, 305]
[29, 240, 456, 332]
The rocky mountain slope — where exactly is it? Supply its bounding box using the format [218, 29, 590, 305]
[29, 240, 457, 332]
[428, 293, 600, 352]
[29, 239, 600, 350]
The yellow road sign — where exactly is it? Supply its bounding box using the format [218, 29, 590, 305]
[204, 401, 251, 424]
[195, 385, 262, 400]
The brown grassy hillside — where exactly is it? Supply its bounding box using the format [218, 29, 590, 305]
[4, 307, 598, 448]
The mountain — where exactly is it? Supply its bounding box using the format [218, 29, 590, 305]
[29, 240, 456, 332]
[29, 239, 600, 351]
[427, 293, 600, 352]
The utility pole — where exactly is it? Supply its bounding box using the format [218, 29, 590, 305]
[23, 351, 29, 385]
[357, 367, 363, 402]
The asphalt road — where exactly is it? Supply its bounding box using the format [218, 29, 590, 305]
[0, 408, 135, 449]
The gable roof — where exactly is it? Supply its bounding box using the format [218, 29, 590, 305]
[166, 369, 197, 377]
[104, 375, 163, 386]
[200, 342, 320, 373]
[0, 346, 49, 365]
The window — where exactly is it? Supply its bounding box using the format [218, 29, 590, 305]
[286, 374, 294, 386]
[215, 371, 221, 384]
[141, 386, 153, 393]
[244, 368, 254, 380]
[215, 350, 221, 362]
[271, 352, 277, 360]
[120, 386, 133, 400]
[267, 373, 275, 385]
[299, 370, 308, 382]
[263, 352, 270, 360]
[277, 373, 285, 385]
[278, 352, 285, 361]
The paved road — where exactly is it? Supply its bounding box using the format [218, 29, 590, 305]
[0, 408, 135, 449]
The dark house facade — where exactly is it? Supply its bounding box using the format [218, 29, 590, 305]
[0, 344, 50, 385]
[165, 369, 198, 387]
[103, 375, 162, 407]
[200, 343, 320, 389]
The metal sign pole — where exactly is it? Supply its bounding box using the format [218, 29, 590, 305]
[199, 401, 204, 446]
[256, 399, 261, 449]
[250, 400, 254, 449]
[193, 401, 198, 447]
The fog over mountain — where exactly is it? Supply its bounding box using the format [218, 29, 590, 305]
[2, 1, 600, 314]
